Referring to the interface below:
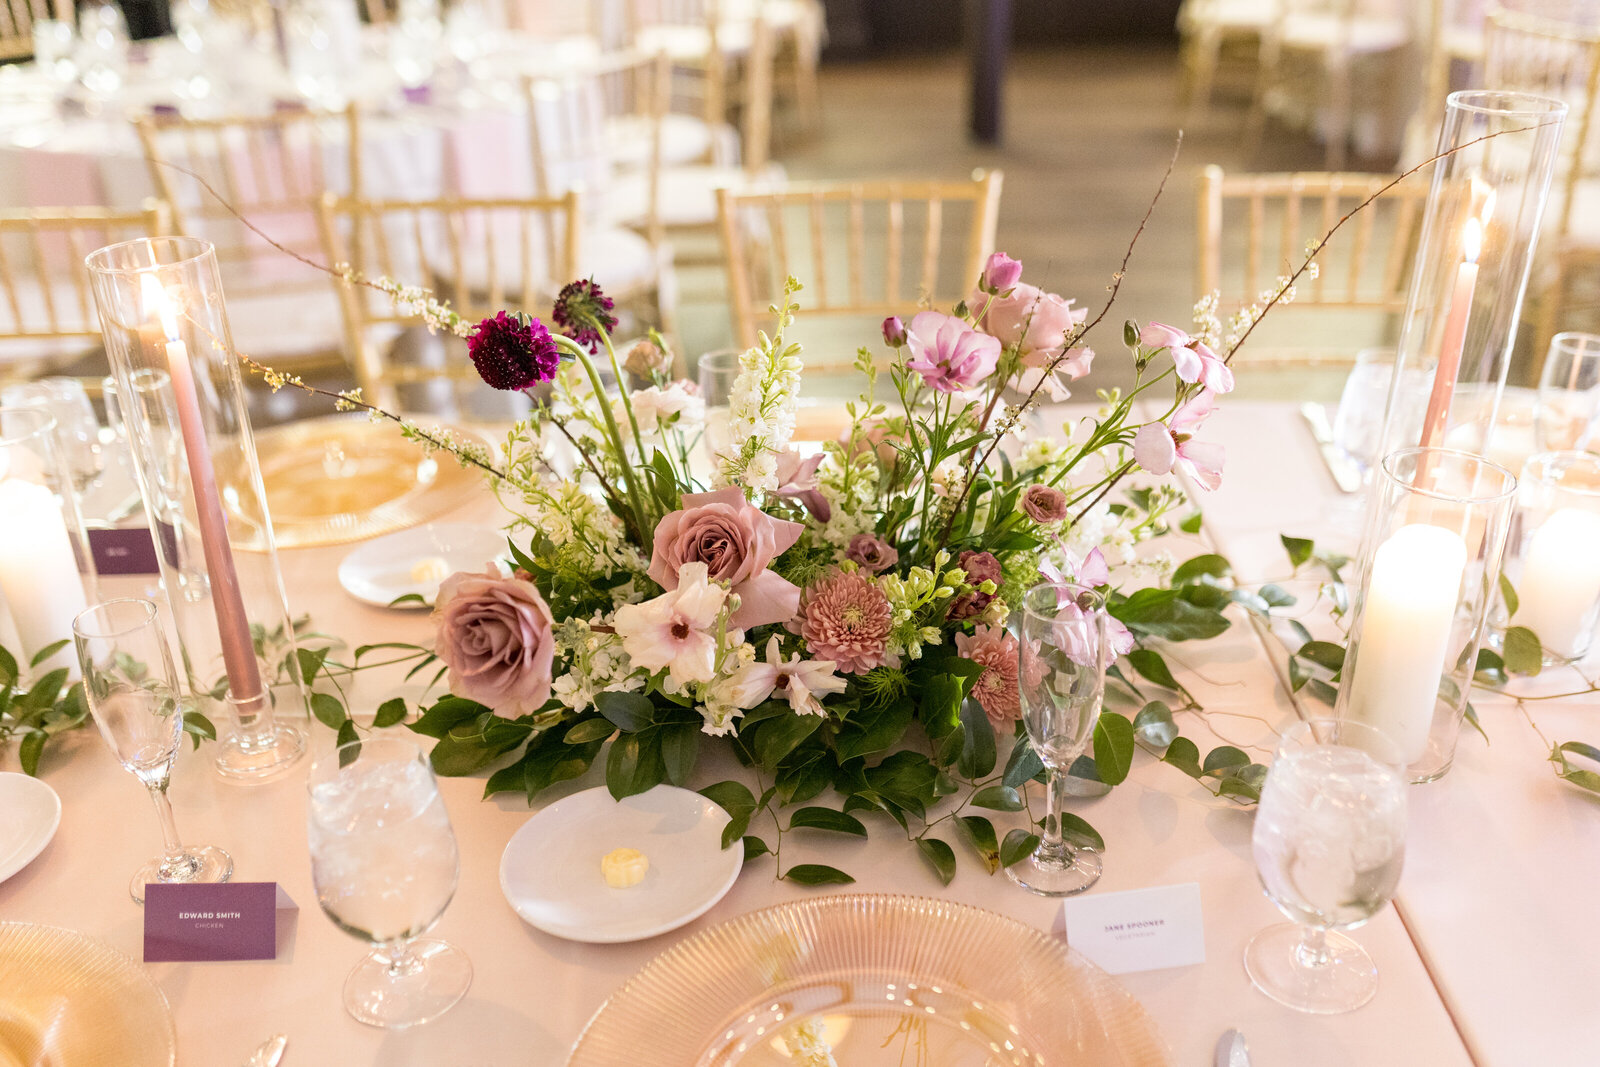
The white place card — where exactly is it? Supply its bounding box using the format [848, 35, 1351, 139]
[1058, 883, 1205, 975]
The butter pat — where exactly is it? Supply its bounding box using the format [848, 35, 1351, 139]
[409, 556, 450, 584]
[601, 847, 649, 888]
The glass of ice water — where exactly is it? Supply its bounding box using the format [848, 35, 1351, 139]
[1245, 718, 1407, 1014]
[306, 736, 471, 1029]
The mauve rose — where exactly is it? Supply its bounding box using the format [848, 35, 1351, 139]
[433, 567, 555, 717]
[648, 486, 804, 628]
[1022, 484, 1069, 523]
[846, 533, 899, 573]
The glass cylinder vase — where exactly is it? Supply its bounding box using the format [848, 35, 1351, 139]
[1377, 91, 1567, 472]
[1504, 451, 1600, 663]
[86, 235, 307, 782]
[0, 406, 97, 677]
[1335, 447, 1517, 783]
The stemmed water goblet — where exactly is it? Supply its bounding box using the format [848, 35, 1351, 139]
[1008, 583, 1108, 897]
[72, 597, 233, 904]
[1246, 718, 1407, 1013]
[307, 736, 472, 1029]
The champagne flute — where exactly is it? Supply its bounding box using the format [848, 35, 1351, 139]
[1246, 718, 1407, 1013]
[307, 736, 471, 1029]
[1009, 583, 1108, 897]
[72, 598, 233, 905]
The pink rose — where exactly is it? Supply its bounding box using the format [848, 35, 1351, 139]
[648, 486, 803, 628]
[432, 567, 556, 717]
[973, 282, 1087, 358]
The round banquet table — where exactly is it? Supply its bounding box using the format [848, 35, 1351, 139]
[1, 400, 1593, 1065]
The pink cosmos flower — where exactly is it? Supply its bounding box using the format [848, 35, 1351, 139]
[614, 562, 729, 687]
[904, 310, 1002, 393]
[433, 566, 555, 717]
[723, 635, 846, 716]
[954, 623, 1021, 725]
[648, 486, 803, 628]
[845, 533, 899, 574]
[1139, 321, 1234, 394]
[772, 449, 831, 522]
[979, 252, 1023, 294]
[1021, 483, 1069, 523]
[798, 569, 893, 674]
[1133, 390, 1225, 491]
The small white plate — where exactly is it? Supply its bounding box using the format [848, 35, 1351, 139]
[500, 785, 742, 944]
[337, 523, 509, 609]
[0, 773, 60, 883]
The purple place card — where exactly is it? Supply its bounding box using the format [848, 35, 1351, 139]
[144, 882, 297, 962]
[87, 526, 159, 575]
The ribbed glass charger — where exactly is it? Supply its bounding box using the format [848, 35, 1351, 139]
[568, 893, 1171, 1066]
[0, 922, 176, 1066]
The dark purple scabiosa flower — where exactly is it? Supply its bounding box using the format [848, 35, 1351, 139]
[467, 310, 561, 391]
[552, 278, 617, 350]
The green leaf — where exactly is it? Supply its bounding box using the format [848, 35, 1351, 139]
[1163, 735, 1203, 778]
[1172, 553, 1232, 585]
[833, 696, 912, 760]
[1113, 587, 1230, 642]
[0, 644, 18, 686]
[335, 719, 361, 766]
[956, 698, 997, 779]
[1296, 640, 1346, 672]
[1000, 828, 1041, 867]
[1179, 511, 1203, 535]
[18, 729, 44, 776]
[597, 690, 655, 732]
[295, 647, 329, 688]
[407, 696, 490, 739]
[788, 806, 868, 837]
[1281, 534, 1315, 568]
[1259, 583, 1296, 608]
[660, 721, 700, 787]
[386, 592, 427, 608]
[1558, 740, 1600, 765]
[564, 717, 616, 745]
[27, 639, 68, 669]
[700, 780, 758, 849]
[754, 711, 823, 772]
[1557, 767, 1600, 793]
[742, 836, 771, 861]
[1092, 712, 1135, 786]
[1503, 626, 1544, 676]
[863, 751, 940, 818]
[1218, 775, 1262, 802]
[970, 784, 1025, 811]
[955, 815, 1000, 873]
[784, 863, 855, 886]
[1061, 813, 1105, 851]
[310, 692, 347, 730]
[1132, 701, 1178, 748]
[1202, 744, 1251, 776]
[1126, 649, 1179, 691]
[1002, 737, 1044, 788]
[430, 733, 500, 775]
[915, 837, 957, 886]
[180, 711, 216, 748]
[19, 668, 66, 711]
[605, 731, 664, 800]
[370, 697, 407, 729]
[1498, 572, 1520, 617]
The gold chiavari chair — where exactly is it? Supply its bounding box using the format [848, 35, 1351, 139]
[0, 202, 171, 382]
[1196, 165, 1429, 368]
[315, 191, 580, 411]
[716, 171, 1004, 366]
[0, 0, 56, 60]
[134, 105, 363, 375]
[1177, 0, 1278, 122]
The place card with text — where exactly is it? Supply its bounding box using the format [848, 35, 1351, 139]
[1059, 883, 1205, 975]
[144, 882, 297, 962]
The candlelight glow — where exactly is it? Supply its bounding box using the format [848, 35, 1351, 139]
[1463, 217, 1482, 265]
[139, 272, 180, 342]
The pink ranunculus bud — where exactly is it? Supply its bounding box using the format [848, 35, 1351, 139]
[979, 252, 1023, 295]
[882, 315, 908, 347]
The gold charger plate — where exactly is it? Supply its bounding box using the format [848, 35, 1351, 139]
[568, 893, 1172, 1067]
[227, 414, 492, 550]
[0, 922, 176, 1067]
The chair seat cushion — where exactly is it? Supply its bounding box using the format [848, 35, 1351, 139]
[1282, 14, 1410, 54]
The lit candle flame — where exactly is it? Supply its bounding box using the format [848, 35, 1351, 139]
[139, 273, 180, 343]
[1463, 217, 1482, 265]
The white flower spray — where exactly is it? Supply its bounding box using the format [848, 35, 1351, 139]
[716, 278, 805, 494]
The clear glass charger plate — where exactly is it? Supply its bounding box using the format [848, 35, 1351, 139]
[567, 893, 1172, 1067]
[0, 922, 176, 1067]
[224, 414, 492, 550]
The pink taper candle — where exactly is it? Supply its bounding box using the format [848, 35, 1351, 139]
[1418, 217, 1483, 453]
[140, 274, 264, 702]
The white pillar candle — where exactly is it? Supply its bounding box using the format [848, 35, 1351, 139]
[1514, 506, 1600, 659]
[0, 478, 88, 676]
[1345, 523, 1468, 764]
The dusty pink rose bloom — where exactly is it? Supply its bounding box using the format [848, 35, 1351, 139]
[845, 533, 899, 574]
[973, 283, 1088, 359]
[649, 486, 804, 629]
[1022, 483, 1069, 523]
[954, 624, 1021, 725]
[432, 566, 555, 717]
[798, 569, 893, 674]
